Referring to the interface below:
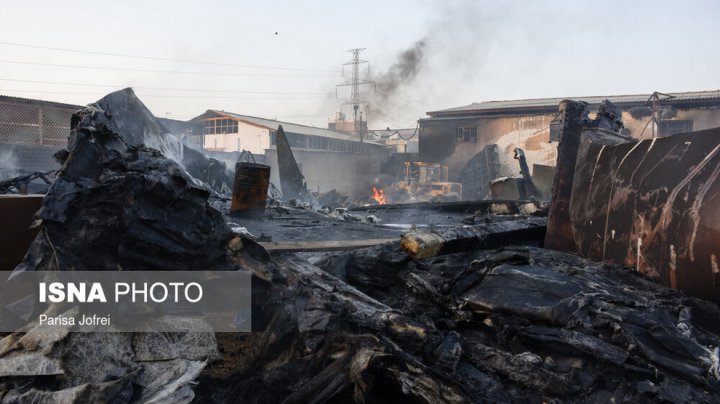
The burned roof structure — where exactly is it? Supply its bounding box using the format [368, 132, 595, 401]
[426, 90, 720, 118]
[418, 90, 720, 200]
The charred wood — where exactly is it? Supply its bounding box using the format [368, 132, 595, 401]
[400, 217, 546, 259]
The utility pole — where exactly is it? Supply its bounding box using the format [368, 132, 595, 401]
[640, 91, 675, 138]
[336, 48, 375, 142]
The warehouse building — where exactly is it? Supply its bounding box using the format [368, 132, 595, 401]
[419, 90, 720, 198]
[191, 110, 392, 198]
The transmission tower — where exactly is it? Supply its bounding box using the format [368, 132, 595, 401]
[336, 48, 375, 141]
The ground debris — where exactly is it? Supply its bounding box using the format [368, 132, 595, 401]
[301, 244, 720, 402]
[4, 89, 720, 403]
[1, 90, 233, 403]
[16, 90, 233, 272]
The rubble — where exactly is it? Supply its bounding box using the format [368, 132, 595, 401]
[0, 170, 54, 195]
[296, 243, 720, 403]
[87, 88, 233, 196]
[0, 89, 236, 402]
[16, 90, 233, 273]
[2, 90, 720, 403]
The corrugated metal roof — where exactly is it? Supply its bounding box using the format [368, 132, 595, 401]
[0, 95, 84, 110]
[202, 110, 381, 143]
[429, 90, 720, 116]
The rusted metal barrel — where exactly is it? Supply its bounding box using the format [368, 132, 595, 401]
[230, 162, 270, 218]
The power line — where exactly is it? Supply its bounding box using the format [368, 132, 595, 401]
[0, 60, 338, 78]
[0, 41, 338, 73]
[0, 89, 330, 100]
[0, 78, 329, 95]
[18, 0, 343, 54]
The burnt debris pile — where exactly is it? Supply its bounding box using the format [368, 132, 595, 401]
[0, 90, 239, 402]
[17, 90, 232, 272]
[2, 90, 720, 403]
[280, 244, 720, 402]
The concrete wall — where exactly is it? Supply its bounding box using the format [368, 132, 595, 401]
[420, 107, 720, 182]
[203, 122, 270, 154]
[419, 114, 557, 182]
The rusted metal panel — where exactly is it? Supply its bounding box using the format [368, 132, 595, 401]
[570, 127, 720, 303]
[275, 125, 309, 201]
[0, 194, 43, 270]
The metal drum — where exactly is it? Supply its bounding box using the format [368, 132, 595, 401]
[230, 163, 270, 218]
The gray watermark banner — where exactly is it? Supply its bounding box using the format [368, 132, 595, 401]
[0, 271, 251, 332]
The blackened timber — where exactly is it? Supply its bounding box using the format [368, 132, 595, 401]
[544, 100, 586, 253]
[351, 199, 540, 214]
[400, 217, 546, 259]
[259, 238, 398, 253]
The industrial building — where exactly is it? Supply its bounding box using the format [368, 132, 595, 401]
[419, 90, 720, 198]
[191, 110, 392, 198]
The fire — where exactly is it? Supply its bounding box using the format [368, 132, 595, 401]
[372, 186, 386, 205]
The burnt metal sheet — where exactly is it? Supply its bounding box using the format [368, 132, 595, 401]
[490, 177, 524, 200]
[275, 125, 309, 201]
[570, 127, 720, 303]
[459, 144, 500, 199]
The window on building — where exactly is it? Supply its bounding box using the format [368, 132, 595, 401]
[203, 118, 238, 135]
[659, 119, 693, 136]
[455, 127, 477, 143]
[286, 133, 307, 148]
[308, 136, 329, 150]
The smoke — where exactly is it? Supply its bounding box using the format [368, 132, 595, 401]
[371, 40, 427, 119]
[366, 1, 496, 128]
[0, 148, 19, 178]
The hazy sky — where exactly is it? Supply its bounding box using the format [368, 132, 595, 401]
[0, 0, 718, 128]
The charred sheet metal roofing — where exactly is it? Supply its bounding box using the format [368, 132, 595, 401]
[427, 90, 720, 118]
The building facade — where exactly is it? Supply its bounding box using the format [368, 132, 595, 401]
[192, 110, 393, 198]
[419, 91, 720, 197]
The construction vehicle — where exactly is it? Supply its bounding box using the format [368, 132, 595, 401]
[392, 162, 463, 202]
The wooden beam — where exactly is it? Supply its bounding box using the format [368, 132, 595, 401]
[258, 238, 397, 253]
[401, 217, 547, 259]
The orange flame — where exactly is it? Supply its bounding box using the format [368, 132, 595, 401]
[372, 186, 386, 205]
